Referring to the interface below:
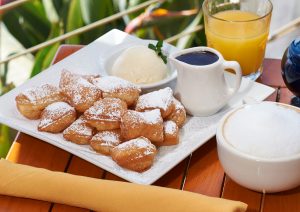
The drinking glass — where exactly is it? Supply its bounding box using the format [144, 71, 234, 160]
[203, 0, 272, 80]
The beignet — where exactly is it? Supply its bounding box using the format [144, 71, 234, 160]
[153, 121, 179, 146]
[166, 98, 186, 128]
[84, 98, 127, 131]
[92, 76, 141, 107]
[111, 137, 157, 172]
[121, 109, 163, 142]
[38, 102, 76, 133]
[135, 87, 174, 118]
[63, 116, 94, 145]
[16, 84, 64, 119]
[59, 70, 102, 112]
[90, 130, 122, 155]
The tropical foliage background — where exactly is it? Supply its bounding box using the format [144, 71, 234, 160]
[0, 0, 205, 157]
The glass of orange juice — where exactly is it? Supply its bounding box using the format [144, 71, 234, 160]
[203, 0, 272, 79]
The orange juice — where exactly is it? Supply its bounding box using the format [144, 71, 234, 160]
[205, 10, 270, 75]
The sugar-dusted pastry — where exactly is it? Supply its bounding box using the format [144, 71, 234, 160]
[91, 76, 141, 107]
[111, 137, 157, 172]
[135, 87, 175, 118]
[166, 98, 186, 128]
[121, 109, 163, 142]
[63, 116, 94, 145]
[59, 70, 102, 112]
[90, 130, 122, 155]
[84, 98, 127, 131]
[38, 102, 76, 133]
[153, 121, 179, 146]
[15, 84, 64, 119]
[59, 70, 99, 87]
[82, 74, 100, 83]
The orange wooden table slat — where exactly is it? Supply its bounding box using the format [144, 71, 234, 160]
[183, 140, 225, 197]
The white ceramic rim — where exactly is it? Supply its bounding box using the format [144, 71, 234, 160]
[169, 46, 224, 70]
[217, 101, 300, 162]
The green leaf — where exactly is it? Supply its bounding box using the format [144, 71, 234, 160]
[161, 55, 167, 64]
[30, 43, 60, 77]
[3, 12, 40, 48]
[30, 23, 61, 77]
[52, 0, 69, 16]
[157, 40, 163, 48]
[0, 125, 11, 158]
[20, 0, 51, 37]
[31, 47, 52, 77]
[42, 0, 59, 23]
[80, 0, 107, 24]
[148, 41, 167, 64]
[80, 0, 121, 44]
[42, 43, 60, 69]
[66, 0, 84, 44]
[2, 0, 51, 48]
[148, 43, 156, 50]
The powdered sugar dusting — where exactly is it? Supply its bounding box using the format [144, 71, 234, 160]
[173, 98, 184, 110]
[123, 109, 162, 125]
[69, 78, 100, 105]
[85, 98, 126, 120]
[39, 102, 75, 128]
[23, 84, 59, 103]
[92, 76, 140, 92]
[164, 120, 177, 134]
[136, 87, 173, 111]
[60, 70, 101, 105]
[64, 116, 93, 136]
[92, 131, 121, 147]
[117, 137, 156, 156]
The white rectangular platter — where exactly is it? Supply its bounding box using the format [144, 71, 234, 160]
[0, 29, 275, 184]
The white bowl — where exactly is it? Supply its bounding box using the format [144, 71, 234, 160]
[216, 101, 300, 193]
[100, 40, 178, 92]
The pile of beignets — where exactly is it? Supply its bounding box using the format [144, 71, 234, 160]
[15, 69, 186, 172]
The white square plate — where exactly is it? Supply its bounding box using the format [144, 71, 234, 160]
[0, 29, 275, 184]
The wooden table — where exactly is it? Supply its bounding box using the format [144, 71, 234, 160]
[0, 45, 299, 212]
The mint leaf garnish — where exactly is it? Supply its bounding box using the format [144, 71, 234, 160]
[148, 40, 167, 64]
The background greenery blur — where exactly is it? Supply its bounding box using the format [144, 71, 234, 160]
[0, 0, 205, 157]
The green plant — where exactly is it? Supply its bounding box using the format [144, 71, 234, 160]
[0, 0, 205, 157]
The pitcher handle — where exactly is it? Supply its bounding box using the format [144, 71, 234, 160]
[223, 61, 242, 98]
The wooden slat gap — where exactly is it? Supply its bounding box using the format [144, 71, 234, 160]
[101, 171, 107, 179]
[220, 174, 227, 198]
[275, 87, 281, 102]
[180, 154, 193, 190]
[259, 193, 265, 212]
[49, 203, 54, 212]
[63, 155, 74, 172]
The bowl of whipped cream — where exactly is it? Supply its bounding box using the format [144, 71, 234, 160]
[101, 40, 178, 91]
[216, 101, 300, 193]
